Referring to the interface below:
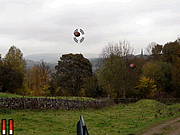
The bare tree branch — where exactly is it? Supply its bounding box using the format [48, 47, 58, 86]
[99, 39, 134, 63]
[146, 42, 157, 55]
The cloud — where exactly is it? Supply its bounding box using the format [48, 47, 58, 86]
[0, 0, 179, 57]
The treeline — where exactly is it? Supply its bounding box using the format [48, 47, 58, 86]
[0, 38, 180, 99]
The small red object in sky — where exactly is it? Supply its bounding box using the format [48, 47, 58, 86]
[130, 63, 136, 69]
[74, 32, 80, 37]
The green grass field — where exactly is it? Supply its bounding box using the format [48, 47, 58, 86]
[0, 92, 96, 101]
[1, 93, 180, 135]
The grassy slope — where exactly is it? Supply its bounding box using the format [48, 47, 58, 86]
[0, 93, 180, 135]
[0, 92, 96, 101]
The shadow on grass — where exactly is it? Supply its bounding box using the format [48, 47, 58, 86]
[0, 108, 12, 114]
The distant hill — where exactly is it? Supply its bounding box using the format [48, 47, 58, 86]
[24, 53, 150, 73]
[25, 58, 99, 73]
[24, 53, 100, 73]
[25, 60, 57, 74]
[24, 53, 100, 62]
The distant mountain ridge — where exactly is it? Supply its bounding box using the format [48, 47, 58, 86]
[24, 53, 149, 73]
[24, 53, 100, 62]
[24, 53, 100, 73]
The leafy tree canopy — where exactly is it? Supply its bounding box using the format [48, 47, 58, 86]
[0, 65, 24, 93]
[55, 53, 93, 96]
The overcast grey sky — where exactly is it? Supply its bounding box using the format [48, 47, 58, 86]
[0, 0, 179, 58]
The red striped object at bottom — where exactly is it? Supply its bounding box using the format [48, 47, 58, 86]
[9, 119, 13, 135]
[1, 119, 6, 135]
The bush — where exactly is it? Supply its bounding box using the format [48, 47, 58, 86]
[135, 75, 157, 99]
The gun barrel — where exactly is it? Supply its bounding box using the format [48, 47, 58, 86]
[77, 114, 89, 135]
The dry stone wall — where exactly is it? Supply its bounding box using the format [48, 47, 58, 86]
[0, 97, 114, 110]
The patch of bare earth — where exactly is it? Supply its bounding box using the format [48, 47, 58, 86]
[140, 117, 180, 135]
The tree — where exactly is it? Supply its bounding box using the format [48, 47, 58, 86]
[152, 44, 163, 55]
[135, 75, 157, 99]
[146, 42, 157, 55]
[141, 60, 173, 92]
[49, 72, 58, 96]
[27, 66, 41, 96]
[151, 44, 163, 61]
[168, 38, 180, 97]
[4, 45, 26, 75]
[97, 56, 126, 98]
[3, 45, 26, 94]
[36, 60, 51, 90]
[156, 61, 173, 92]
[81, 74, 103, 98]
[26, 61, 51, 96]
[55, 53, 93, 96]
[38, 61, 51, 96]
[97, 39, 134, 98]
[162, 40, 180, 64]
[171, 57, 180, 97]
[0, 55, 3, 66]
[145, 42, 163, 61]
[0, 65, 24, 93]
[125, 56, 147, 98]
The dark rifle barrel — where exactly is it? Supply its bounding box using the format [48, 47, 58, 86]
[80, 114, 85, 135]
[77, 114, 89, 135]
